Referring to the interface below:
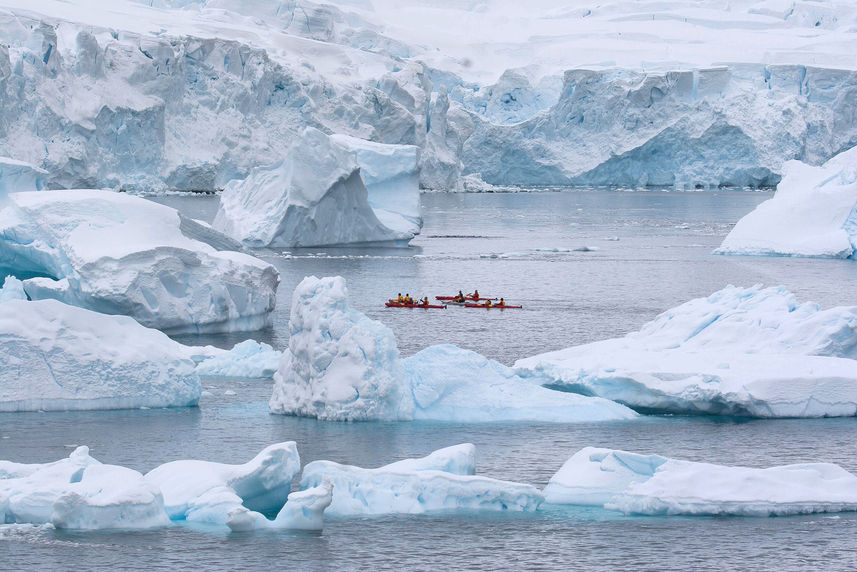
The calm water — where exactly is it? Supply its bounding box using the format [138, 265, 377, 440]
[2, 190, 857, 570]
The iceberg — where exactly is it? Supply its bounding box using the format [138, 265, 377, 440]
[0, 446, 169, 530]
[269, 275, 637, 422]
[144, 442, 301, 525]
[193, 340, 282, 378]
[299, 444, 543, 516]
[0, 295, 200, 412]
[0, 157, 47, 197]
[544, 447, 857, 516]
[0, 189, 278, 334]
[716, 146, 857, 258]
[213, 128, 418, 247]
[515, 285, 857, 417]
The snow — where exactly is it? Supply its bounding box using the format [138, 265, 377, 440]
[270, 275, 637, 422]
[144, 442, 303, 526]
[716, 146, 857, 258]
[0, 295, 201, 412]
[515, 285, 857, 417]
[193, 340, 281, 378]
[213, 128, 418, 247]
[0, 446, 169, 530]
[0, 157, 47, 197]
[300, 444, 544, 516]
[544, 447, 857, 516]
[0, 189, 279, 334]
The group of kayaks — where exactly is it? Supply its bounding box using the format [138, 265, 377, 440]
[385, 291, 522, 310]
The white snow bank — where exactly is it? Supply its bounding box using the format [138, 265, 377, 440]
[300, 444, 543, 516]
[194, 340, 282, 378]
[0, 297, 200, 412]
[717, 146, 857, 258]
[144, 442, 301, 525]
[544, 447, 857, 516]
[0, 189, 278, 334]
[0, 157, 47, 197]
[516, 285, 857, 417]
[0, 446, 168, 530]
[270, 276, 636, 422]
[214, 128, 417, 247]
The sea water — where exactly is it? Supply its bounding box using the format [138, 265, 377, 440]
[2, 190, 856, 570]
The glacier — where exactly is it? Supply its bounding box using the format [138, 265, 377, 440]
[299, 444, 544, 516]
[0, 279, 201, 412]
[0, 1, 855, 192]
[515, 285, 857, 417]
[544, 447, 857, 516]
[269, 275, 637, 422]
[0, 189, 279, 333]
[716, 146, 857, 258]
[0, 157, 47, 196]
[213, 128, 418, 247]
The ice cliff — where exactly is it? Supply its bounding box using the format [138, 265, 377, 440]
[544, 447, 857, 516]
[269, 275, 637, 422]
[717, 145, 857, 258]
[213, 128, 420, 247]
[515, 285, 857, 417]
[0, 189, 278, 333]
[0, 157, 47, 196]
[0, 1, 855, 192]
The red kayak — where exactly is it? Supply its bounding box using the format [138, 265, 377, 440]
[464, 303, 522, 309]
[436, 295, 497, 301]
[386, 302, 446, 309]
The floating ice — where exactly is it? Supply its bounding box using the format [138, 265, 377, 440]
[0, 446, 169, 530]
[0, 157, 47, 197]
[214, 128, 417, 247]
[300, 444, 543, 516]
[144, 442, 301, 525]
[270, 275, 637, 422]
[516, 285, 857, 417]
[544, 447, 857, 516]
[0, 190, 278, 334]
[0, 297, 200, 412]
[194, 340, 282, 379]
[717, 146, 857, 258]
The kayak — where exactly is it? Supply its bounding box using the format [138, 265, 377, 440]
[386, 302, 446, 309]
[436, 295, 498, 301]
[464, 303, 522, 309]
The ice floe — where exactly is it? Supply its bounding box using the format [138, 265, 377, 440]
[544, 447, 857, 516]
[515, 285, 857, 417]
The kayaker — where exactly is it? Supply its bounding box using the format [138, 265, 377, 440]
[422, 296, 430, 306]
[498, 298, 505, 307]
[405, 293, 412, 304]
[473, 289, 480, 300]
[397, 293, 404, 303]
[455, 291, 465, 303]
[485, 299, 492, 307]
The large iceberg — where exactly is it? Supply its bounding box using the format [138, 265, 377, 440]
[0, 157, 47, 196]
[544, 447, 857, 516]
[0, 189, 278, 334]
[0, 287, 200, 412]
[717, 146, 857, 258]
[515, 285, 857, 417]
[213, 128, 419, 247]
[300, 444, 544, 516]
[269, 275, 637, 422]
[0, 446, 169, 530]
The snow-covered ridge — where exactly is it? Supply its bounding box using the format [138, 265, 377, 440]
[516, 285, 857, 418]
